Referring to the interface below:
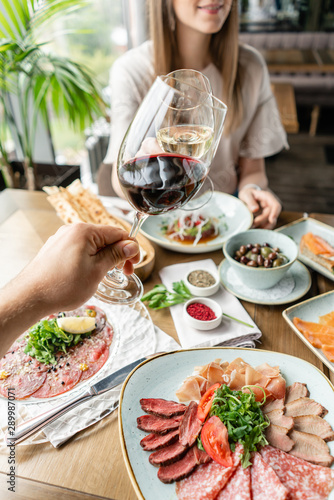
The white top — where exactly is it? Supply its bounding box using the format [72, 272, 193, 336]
[104, 40, 288, 194]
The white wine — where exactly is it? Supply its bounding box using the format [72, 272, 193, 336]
[157, 125, 214, 158]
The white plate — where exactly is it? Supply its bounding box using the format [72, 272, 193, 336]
[219, 259, 312, 305]
[0, 300, 155, 446]
[119, 348, 334, 500]
[139, 192, 253, 253]
[283, 290, 334, 374]
[276, 218, 334, 281]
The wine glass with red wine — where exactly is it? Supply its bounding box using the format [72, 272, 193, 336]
[95, 71, 227, 305]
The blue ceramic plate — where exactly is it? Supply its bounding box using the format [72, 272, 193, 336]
[139, 192, 253, 254]
[119, 348, 334, 500]
[276, 217, 334, 281]
[219, 259, 311, 305]
[283, 290, 334, 374]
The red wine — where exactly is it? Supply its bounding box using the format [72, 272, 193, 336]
[119, 154, 209, 215]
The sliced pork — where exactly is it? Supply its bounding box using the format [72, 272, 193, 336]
[293, 415, 334, 442]
[137, 414, 182, 434]
[285, 382, 309, 404]
[179, 401, 202, 447]
[284, 397, 328, 418]
[262, 398, 284, 414]
[265, 410, 294, 430]
[265, 424, 294, 452]
[140, 429, 179, 451]
[140, 398, 187, 417]
[149, 440, 187, 467]
[289, 429, 334, 467]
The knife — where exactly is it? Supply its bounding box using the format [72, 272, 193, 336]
[7, 356, 147, 445]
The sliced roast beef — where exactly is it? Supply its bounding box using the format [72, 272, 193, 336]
[157, 447, 199, 483]
[157, 446, 209, 483]
[140, 398, 187, 417]
[140, 429, 179, 451]
[265, 424, 294, 452]
[149, 439, 187, 467]
[289, 429, 334, 467]
[285, 382, 309, 404]
[266, 409, 294, 430]
[293, 415, 334, 442]
[179, 401, 203, 447]
[193, 446, 211, 465]
[137, 414, 182, 434]
[262, 398, 284, 414]
[284, 397, 328, 418]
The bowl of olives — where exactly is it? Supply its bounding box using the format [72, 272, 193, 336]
[223, 229, 298, 289]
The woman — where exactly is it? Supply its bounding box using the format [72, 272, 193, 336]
[101, 0, 288, 229]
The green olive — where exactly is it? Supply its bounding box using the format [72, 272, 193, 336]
[261, 246, 272, 258]
[273, 258, 284, 267]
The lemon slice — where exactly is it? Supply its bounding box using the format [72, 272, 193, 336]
[57, 316, 96, 334]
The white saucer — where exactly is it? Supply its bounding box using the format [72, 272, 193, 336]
[218, 259, 312, 305]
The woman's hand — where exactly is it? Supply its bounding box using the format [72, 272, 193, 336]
[238, 186, 282, 229]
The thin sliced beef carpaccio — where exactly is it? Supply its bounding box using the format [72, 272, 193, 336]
[140, 398, 187, 418]
[32, 362, 83, 398]
[0, 304, 113, 400]
[149, 440, 187, 467]
[260, 445, 334, 500]
[216, 464, 251, 500]
[179, 401, 203, 447]
[0, 347, 48, 399]
[140, 429, 179, 451]
[137, 414, 183, 434]
[251, 452, 288, 500]
[175, 444, 242, 500]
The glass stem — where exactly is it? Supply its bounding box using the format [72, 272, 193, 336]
[106, 211, 148, 284]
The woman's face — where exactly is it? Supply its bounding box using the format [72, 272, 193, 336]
[172, 0, 233, 35]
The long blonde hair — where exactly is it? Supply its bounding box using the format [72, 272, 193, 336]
[147, 0, 243, 134]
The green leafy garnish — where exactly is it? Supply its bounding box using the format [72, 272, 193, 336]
[141, 280, 192, 309]
[24, 318, 93, 365]
[209, 384, 269, 468]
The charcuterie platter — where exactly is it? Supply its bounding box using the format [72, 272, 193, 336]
[119, 348, 334, 500]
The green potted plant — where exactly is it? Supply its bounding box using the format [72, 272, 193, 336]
[0, 0, 105, 190]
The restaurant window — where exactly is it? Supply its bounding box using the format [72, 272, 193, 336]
[47, 0, 126, 165]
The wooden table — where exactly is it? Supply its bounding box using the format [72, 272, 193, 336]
[0, 189, 334, 500]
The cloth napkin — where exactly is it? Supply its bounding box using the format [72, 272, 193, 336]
[159, 259, 262, 349]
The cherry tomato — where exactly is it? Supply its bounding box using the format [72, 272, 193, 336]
[201, 416, 233, 467]
[197, 383, 221, 423]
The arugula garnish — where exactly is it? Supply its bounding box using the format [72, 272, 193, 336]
[24, 318, 93, 365]
[207, 384, 269, 468]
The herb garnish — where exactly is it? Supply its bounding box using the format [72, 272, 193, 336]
[24, 318, 93, 365]
[199, 384, 269, 468]
[141, 280, 192, 309]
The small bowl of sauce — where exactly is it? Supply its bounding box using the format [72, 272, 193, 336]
[185, 269, 220, 297]
[183, 297, 222, 331]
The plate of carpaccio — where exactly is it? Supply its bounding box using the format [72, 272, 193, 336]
[119, 348, 334, 500]
[0, 302, 120, 403]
